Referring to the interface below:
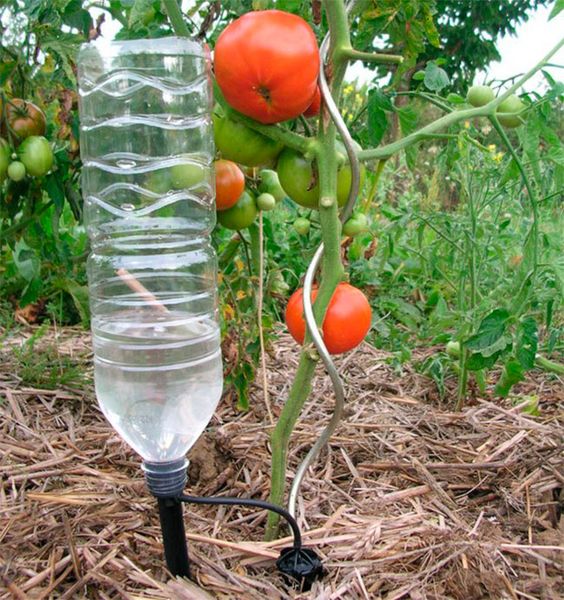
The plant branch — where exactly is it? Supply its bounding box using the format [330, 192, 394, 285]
[358, 37, 564, 162]
[162, 0, 191, 37]
[340, 47, 403, 65]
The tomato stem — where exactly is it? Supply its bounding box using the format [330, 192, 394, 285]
[266, 0, 351, 540]
[339, 47, 403, 65]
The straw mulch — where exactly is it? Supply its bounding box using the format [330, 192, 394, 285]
[1, 325, 563, 599]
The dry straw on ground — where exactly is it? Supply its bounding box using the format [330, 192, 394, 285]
[1, 326, 563, 599]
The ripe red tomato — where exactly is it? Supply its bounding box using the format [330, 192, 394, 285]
[285, 283, 372, 354]
[215, 159, 245, 211]
[5, 99, 46, 141]
[304, 86, 321, 117]
[214, 10, 320, 124]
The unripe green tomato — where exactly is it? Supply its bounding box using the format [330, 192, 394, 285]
[170, 160, 206, 189]
[217, 189, 257, 230]
[257, 192, 276, 211]
[259, 169, 286, 202]
[145, 170, 171, 194]
[17, 135, 53, 177]
[0, 137, 10, 183]
[7, 161, 26, 182]
[142, 6, 156, 26]
[466, 85, 494, 107]
[446, 341, 461, 358]
[277, 140, 366, 209]
[342, 212, 369, 237]
[497, 95, 525, 128]
[293, 217, 310, 236]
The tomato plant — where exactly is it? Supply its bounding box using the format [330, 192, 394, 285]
[466, 85, 494, 107]
[214, 10, 319, 124]
[3, 99, 47, 141]
[342, 212, 369, 237]
[213, 109, 284, 167]
[17, 136, 53, 177]
[293, 217, 310, 236]
[0, 138, 9, 183]
[256, 192, 276, 211]
[285, 283, 372, 355]
[7, 161, 26, 182]
[304, 86, 321, 117]
[497, 94, 526, 127]
[276, 144, 366, 209]
[215, 159, 245, 211]
[217, 189, 257, 230]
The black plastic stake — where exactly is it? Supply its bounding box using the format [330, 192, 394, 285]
[157, 497, 190, 578]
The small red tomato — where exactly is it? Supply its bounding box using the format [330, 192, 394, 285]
[215, 159, 245, 211]
[304, 86, 321, 117]
[214, 10, 320, 124]
[285, 283, 372, 354]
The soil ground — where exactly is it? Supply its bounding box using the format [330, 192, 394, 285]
[1, 325, 562, 599]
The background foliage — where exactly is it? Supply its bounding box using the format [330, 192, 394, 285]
[0, 0, 562, 407]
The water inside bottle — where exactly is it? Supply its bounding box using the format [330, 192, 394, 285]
[92, 309, 222, 462]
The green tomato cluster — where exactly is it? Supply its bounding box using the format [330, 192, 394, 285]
[466, 85, 526, 129]
[0, 135, 53, 183]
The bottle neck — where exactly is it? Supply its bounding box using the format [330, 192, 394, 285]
[142, 458, 188, 498]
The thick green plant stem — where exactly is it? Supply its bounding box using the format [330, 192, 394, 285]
[265, 0, 350, 540]
[162, 0, 190, 37]
[535, 355, 564, 376]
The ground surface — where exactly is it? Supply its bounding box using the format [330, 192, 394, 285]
[1, 325, 563, 599]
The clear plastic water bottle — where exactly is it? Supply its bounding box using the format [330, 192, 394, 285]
[78, 37, 223, 473]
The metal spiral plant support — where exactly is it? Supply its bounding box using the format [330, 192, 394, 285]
[288, 26, 362, 519]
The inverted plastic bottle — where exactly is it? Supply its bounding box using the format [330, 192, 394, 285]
[78, 37, 222, 488]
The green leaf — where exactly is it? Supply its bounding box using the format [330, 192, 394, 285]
[397, 105, 418, 170]
[495, 359, 525, 397]
[44, 173, 65, 212]
[59, 279, 90, 327]
[465, 309, 510, 352]
[549, 0, 564, 20]
[20, 278, 43, 307]
[446, 93, 465, 104]
[516, 317, 538, 370]
[466, 350, 502, 371]
[512, 394, 540, 416]
[423, 62, 450, 92]
[13, 240, 41, 282]
[367, 89, 391, 146]
[413, 70, 425, 81]
[129, 0, 155, 28]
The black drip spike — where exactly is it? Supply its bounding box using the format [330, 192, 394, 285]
[276, 547, 324, 591]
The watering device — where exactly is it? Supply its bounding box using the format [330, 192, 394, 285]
[77, 36, 322, 590]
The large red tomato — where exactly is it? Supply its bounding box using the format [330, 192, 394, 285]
[285, 283, 372, 354]
[215, 159, 245, 211]
[214, 10, 319, 124]
[5, 99, 46, 141]
[304, 86, 321, 117]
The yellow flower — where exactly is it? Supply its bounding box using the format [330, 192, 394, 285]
[222, 304, 235, 321]
[236, 290, 247, 300]
[344, 85, 354, 95]
[487, 144, 496, 152]
[464, 121, 471, 129]
[234, 258, 244, 272]
[493, 152, 504, 163]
